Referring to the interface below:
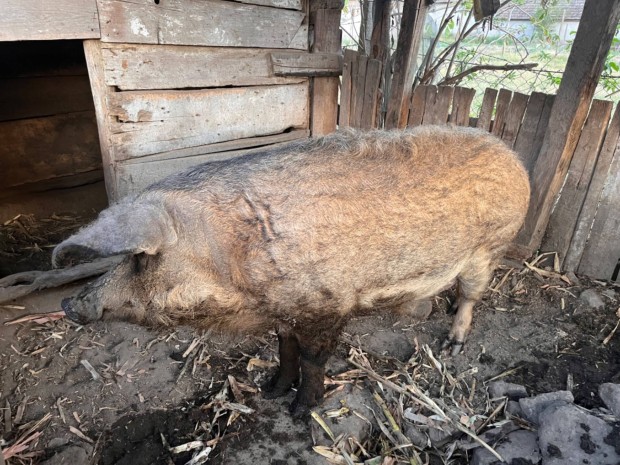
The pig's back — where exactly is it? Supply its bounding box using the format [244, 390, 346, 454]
[156, 126, 530, 315]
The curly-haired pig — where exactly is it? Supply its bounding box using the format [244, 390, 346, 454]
[53, 126, 530, 416]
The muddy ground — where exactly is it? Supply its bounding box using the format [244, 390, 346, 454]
[1, 254, 619, 464]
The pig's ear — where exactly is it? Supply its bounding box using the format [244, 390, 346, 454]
[52, 203, 177, 268]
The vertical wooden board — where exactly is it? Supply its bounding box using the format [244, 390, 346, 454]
[360, 59, 382, 129]
[108, 84, 310, 159]
[310, 7, 341, 135]
[565, 104, 620, 272]
[491, 88, 513, 137]
[450, 87, 475, 126]
[501, 92, 530, 148]
[384, 0, 428, 129]
[513, 92, 547, 173]
[0, 0, 100, 41]
[525, 94, 556, 174]
[83, 40, 117, 201]
[578, 139, 620, 279]
[407, 85, 428, 127]
[476, 88, 498, 131]
[348, 57, 361, 127]
[421, 85, 438, 125]
[424, 86, 453, 125]
[541, 99, 613, 268]
[351, 55, 369, 128]
[97, 0, 308, 49]
[339, 49, 356, 127]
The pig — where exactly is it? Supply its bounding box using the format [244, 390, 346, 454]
[53, 126, 530, 416]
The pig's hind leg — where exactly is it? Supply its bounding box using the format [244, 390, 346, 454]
[262, 330, 300, 399]
[290, 328, 342, 418]
[442, 255, 494, 356]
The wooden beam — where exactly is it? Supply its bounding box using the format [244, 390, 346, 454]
[515, 0, 620, 253]
[310, 6, 342, 135]
[384, 0, 428, 129]
[83, 40, 117, 201]
[0, 0, 100, 41]
[270, 52, 342, 77]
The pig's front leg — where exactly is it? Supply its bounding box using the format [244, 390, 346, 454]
[262, 330, 300, 399]
[289, 333, 340, 418]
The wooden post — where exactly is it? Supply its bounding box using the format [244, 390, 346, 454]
[83, 39, 117, 202]
[310, 1, 342, 136]
[384, 0, 429, 129]
[514, 0, 620, 255]
[369, 0, 391, 127]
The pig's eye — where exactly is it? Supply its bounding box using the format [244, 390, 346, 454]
[133, 253, 151, 274]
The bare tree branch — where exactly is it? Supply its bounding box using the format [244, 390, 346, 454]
[439, 62, 538, 86]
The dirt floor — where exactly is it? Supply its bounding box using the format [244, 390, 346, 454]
[1, 250, 619, 464]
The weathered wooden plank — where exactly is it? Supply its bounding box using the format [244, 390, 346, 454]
[352, 55, 368, 128]
[122, 129, 310, 164]
[0, 111, 101, 189]
[97, 0, 308, 49]
[116, 139, 304, 197]
[0, 75, 94, 122]
[360, 59, 382, 129]
[271, 52, 342, 77]
[501, 92, 529, 148]
[565, 104, 620, 272]
[102, 44, 305, 90]
[516, 0, 620, 254]
[578, 135, 620, 279]
[513, 92, 546, 173]
[476, 88, 498, 131]
[491, 88, 513, 137]
[450, 87, 475, 126]
[237, 0, 302, 10]
[108, 83, 309, 160]
[339, 49, 356, 128]
[542, 99, 613, 268]
[83, 40, 117, 201]
[525, 94, 555, 174]
[407, 85, 428, 127]
[0, 0, 100, 41]
[310, 7, 342, 135]
[385, 0, 429, 128]
[423, 86, 453, 125]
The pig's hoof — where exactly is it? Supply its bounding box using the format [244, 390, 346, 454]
[447, 299, 459, 315]
[262, 374, 298, 399]
[441, 338, 464, 356]
[289, 398, 313, 419]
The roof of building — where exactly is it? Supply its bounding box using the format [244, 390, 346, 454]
[495, 0, 585, 22]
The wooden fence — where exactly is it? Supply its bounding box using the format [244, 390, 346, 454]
[340, 55, 620, 281]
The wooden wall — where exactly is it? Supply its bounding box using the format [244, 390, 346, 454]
[0, 41, 107, 217]
[85, 0, 341, 200]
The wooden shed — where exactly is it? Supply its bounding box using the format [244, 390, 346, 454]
[0, 0, 342, 215]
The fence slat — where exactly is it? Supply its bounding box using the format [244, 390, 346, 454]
[513, 92, 546, 173]
[565, 104, 620, 272]
[407, 85, 428, 127]
[578, 136, 620, 279]
[339, 49, 356, 128]
[348, 55, 360, 127]
[450, 87, 475, 126]
[352, 54, 368, 128]
[502, 92, 529, 148]
[542, 99, 613, 268]
[476, 88, 498, 131]
[420, 85, 438, 125]
[360, 58, 382, 129]
[491, 88, 513, 137]
[423, 85, 453, 125]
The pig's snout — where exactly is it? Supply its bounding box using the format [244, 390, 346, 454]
[61, 297, 102, 324]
